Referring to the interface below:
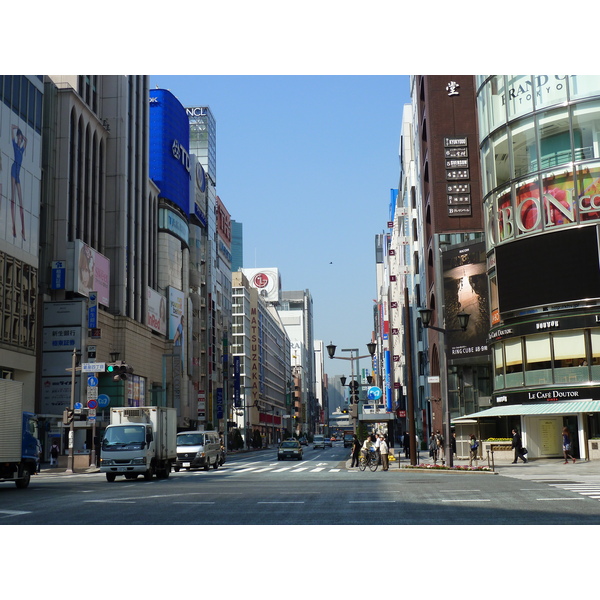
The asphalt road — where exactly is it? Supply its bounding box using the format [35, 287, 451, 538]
[2, 442, 600, 525]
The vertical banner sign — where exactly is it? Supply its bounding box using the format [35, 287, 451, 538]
[233, 356, 241, 408]
[216, 388, 223, 420]
[51, 261, 66, 290]
[384, 350, 392, 412]
[88, 291, 98, 329]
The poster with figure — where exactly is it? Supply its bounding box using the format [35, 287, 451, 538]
[442, 241, 490, 359]
[74, 240, 111, 306]
[0, 108, 41, 258]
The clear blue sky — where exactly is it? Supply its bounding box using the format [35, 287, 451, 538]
[150, 75, 410, 378]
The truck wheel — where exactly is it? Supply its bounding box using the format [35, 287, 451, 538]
[213, 458, 219, 470]
[174, 465, 180, 473]
[144, 468, 154, 481]
[15, 469, 31, 489]
[106, 473, 116, 482]
[203, 462, 210, 471]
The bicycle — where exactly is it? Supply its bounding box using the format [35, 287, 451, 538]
[358, 449, 379, 472]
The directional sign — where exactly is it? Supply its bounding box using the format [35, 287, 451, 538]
[74, 402, 83, 410]
[87, 376, 98, 387]
[82, 362, 105, 373]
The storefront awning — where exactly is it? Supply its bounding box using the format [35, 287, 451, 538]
[456, 400, 600, 420]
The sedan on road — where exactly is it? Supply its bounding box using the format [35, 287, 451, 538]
[278, 439, 303, 461]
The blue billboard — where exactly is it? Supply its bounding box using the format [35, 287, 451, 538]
[149, 89, 191, 215]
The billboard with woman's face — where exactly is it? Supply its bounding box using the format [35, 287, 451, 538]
[74, 240, 111, 307]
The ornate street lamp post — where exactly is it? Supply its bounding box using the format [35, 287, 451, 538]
[326, 342, 376, 433]
[419, 306, 470, 467]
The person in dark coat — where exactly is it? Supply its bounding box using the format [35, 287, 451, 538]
[403, 432, 410, 459]
[350, 434, 361, 468]
[511, 428, 527, 464]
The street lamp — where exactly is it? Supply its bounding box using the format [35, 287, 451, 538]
[419, 306, 470, 467]
[326, 342, 376, 432]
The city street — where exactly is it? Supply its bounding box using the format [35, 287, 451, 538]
[2, 442, 600, 525]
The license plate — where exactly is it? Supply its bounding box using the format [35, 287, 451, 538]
[182, 462, 190, 467]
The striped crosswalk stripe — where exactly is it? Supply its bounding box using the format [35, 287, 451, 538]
[549, 483, 600, 501]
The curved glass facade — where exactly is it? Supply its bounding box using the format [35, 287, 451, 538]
[477, 76, 600, 249]
[477, 76, 600, 452]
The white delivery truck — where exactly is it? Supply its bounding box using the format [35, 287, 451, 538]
[100, 407, 177, 482]
[0, 379, 39, 489]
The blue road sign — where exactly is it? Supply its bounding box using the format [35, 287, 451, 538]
[367, 386, 383, 401]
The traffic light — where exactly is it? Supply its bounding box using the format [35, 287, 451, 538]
[349, 380, 360, 403]
[107, 360, 133, 381]
[63, 408, 74, 425]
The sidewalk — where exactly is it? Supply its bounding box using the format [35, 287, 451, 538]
[344, 450, 600, 477]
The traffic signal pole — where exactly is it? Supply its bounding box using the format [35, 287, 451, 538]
[66, 348, 77, 474]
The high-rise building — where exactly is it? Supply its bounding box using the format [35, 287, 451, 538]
[231, 271, 291, 445]
[38, 76, 168, 460]
[185, 104, 232, 435]
[231, 220, 243, 272]
[279, 289, 316, 435]
[0, 75, 44, 416]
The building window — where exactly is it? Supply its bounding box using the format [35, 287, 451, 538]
[524, 334, 551, 386]
[504, 338, 523, 388]
[553, 331, 587, 384]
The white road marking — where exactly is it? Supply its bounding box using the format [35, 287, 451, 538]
[441, 499, 491, 503]
[536, 498, 586, 501]
[257, 501, 305, 504]
[0, 510, 31, 517]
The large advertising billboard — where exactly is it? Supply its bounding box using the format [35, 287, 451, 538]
[243, 268, 281, 303]
[442, 242, 490, 359]
[149, 89, 191, 216]
[0, 105, 41, 258]
[147, 287, 167, 336]
[74, 240, 111, 307]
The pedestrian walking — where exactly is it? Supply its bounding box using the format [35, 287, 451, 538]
[428, 433, 438, 464]
[511, 428, 527, 464]
[435, 430, 445, 465]
[562, 427, 576, 464]
[380, 434, 389, 471]
[452, 432, 457, 458]
[374, 433, 382, 465]
[50, 441, 60, 467]
[35, 439, 42, 474]
[403, 432, 410, 459]
[350, 434, 361, 468]
[469, 433, 479, 467]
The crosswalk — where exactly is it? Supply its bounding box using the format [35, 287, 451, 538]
[181, 461, 343, 476]
[548, 482, 600, 501]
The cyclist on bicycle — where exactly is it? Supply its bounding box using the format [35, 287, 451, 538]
[360, 434, 377, 461]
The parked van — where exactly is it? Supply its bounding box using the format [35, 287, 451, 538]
[174, 430, 221, 471]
